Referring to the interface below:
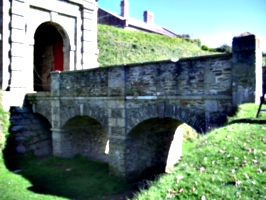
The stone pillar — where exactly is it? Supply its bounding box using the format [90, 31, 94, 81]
[51, 127, 76, 158]
[108, 136, 127, 178]
[107, 99, 127, 178]
[50, 72, 63, 156]
[232, 33, 262, 106]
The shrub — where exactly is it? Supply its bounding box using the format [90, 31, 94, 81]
[216, 44, 232, 53]
[201, 45, 209, 51]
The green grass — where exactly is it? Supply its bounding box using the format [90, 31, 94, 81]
[98, 24, 212, 67]
[0, 155, 134, 200]
[134, 103, 266, 199]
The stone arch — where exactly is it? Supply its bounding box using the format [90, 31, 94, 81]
[33, 22, 70, 91]
[124, 117, 184, 182]
[126, 103, 205, 134]
[60, 104, 108, 131]
[61, 115, 108, 162]
[31, 101, 52, 125]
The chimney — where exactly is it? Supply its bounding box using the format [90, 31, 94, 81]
[120, 0, 129, 18]
[144, 10, 154, 25]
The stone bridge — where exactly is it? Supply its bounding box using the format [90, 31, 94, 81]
[27, 34, 262, 181]
[1, 0, 262, 181]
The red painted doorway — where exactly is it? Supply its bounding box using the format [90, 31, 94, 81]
[34, 22, 65, 91]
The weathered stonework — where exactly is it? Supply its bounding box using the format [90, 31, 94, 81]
[9, 101, 52, 156]
[232, 34, 262, 105]
[27, 34, 263, 181]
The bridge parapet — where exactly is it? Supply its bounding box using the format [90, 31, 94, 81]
[50, 53, 234, 131]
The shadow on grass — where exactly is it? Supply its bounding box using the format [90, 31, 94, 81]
[2, 133, 138, 200]
[227, 118, 266, 125]
[10, 155, 139, 200]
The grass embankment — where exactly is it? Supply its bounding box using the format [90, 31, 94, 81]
[98, 24, 210, 67]
[135, 103, 266, 199]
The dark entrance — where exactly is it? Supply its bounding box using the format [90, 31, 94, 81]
[34, 22, 67, 91]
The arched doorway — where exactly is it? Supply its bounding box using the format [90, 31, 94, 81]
[33, 22, 69, 91]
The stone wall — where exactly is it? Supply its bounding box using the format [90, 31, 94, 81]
[8, 100, 52, 157]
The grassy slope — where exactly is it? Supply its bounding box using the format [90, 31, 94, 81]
[134, 103, 266, 199]
[98, 24, 210, 67]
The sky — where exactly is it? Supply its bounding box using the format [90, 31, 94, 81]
[98, 0, 266, 52]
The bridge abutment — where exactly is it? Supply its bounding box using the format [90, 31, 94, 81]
[232, 33, 262, 105]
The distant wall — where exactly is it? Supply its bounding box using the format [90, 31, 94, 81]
[98, 9, 125, 28]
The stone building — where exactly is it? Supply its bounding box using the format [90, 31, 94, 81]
[0, 0, 99, 108]
[98, 0, 179, 37]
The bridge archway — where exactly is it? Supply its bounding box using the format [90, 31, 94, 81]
[125, 117, 184, 181]
[62, 116, 108, 162]
[33, 22, 70, 91]
[127, 103, 205, 134]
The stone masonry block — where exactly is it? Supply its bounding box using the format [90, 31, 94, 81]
[117, 118, 125, 127]
[115, 100, 125, 108]
[108, 118, 116, 127]
[205, 100, 218, 112]
[107, 101, 116, 109]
